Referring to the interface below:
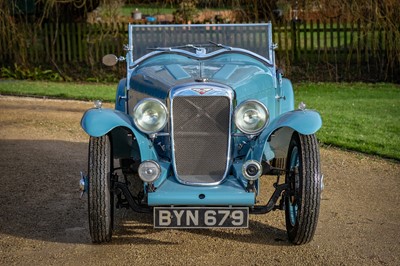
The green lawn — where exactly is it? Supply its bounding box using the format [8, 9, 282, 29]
[0, 80, 116, 102]
[295, 82, 400, 160]
[0, 80, 399, 160]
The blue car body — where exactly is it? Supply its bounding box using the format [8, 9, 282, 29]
[81, 23, 322, 234]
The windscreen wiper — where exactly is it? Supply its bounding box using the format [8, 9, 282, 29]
[208, 41, 232, 50]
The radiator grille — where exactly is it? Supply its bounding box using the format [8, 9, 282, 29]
[172, 96, 230, 184]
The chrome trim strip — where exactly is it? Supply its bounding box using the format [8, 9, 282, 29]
[169, 83, 234, 186]
[130, 48, 273, 70]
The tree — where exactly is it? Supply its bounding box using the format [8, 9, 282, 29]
[173, 0, 198, 23]
[36, 0, 100, 22]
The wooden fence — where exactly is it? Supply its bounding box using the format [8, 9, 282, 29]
[0, 23, 127, 65]
[274, 19, 397, 64]
[0, 20, 398, 80]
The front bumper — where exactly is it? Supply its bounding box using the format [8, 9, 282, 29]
[148, 175, 255, 206]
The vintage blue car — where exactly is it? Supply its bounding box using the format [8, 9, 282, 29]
[80, 23, 323, 245]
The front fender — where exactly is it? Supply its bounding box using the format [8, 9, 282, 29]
[80, 108, 158, 160]
[246, 109, 322, 161]
[115, 78, 127, 112]
[263, 109, 322, 138]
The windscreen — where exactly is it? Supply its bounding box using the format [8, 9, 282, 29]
[129, 23, 272, 61]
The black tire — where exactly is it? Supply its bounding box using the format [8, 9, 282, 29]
[285, 132, 322, 245]
[88, 135, 113, 243]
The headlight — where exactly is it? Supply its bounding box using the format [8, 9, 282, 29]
[138, 160, 161, 183]
[242, 160, 262, 181]
[234, 100, 269, 135]
[133, 99, 168, 134]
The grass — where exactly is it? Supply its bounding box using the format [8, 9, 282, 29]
[0, 80, 116, 102]
[0, 80, 399, 160]
[294, 82, 400, 160]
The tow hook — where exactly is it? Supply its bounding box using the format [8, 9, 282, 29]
[79, 172, 88, 198]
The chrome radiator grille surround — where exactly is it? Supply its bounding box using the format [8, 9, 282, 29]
[170, 86, 233, 185]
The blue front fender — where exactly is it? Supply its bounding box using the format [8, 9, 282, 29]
[247, 109, 322, 161]
[263, 109, 322, 137]
[80, 108, 158, 160]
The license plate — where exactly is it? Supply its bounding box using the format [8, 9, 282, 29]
[154, 207, 249, 229]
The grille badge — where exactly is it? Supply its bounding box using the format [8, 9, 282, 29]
[192, 88, 213, 95]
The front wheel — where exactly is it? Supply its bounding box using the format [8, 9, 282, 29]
[285, 132, 322, 245]
[88, 135, 113, 243]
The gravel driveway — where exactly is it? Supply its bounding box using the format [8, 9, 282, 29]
[0, 96, 399, 265]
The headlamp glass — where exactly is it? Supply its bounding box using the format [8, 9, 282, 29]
[234, 100, 269, 135]
[133, 99, 168, 134]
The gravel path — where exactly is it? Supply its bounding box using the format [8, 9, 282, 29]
[0, 96, 399, 265]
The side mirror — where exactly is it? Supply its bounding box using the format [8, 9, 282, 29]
[102, 54, 119, 66]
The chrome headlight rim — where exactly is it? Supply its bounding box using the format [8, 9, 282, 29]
[234, 100, 269, 135]
[133, 98, 168, 134]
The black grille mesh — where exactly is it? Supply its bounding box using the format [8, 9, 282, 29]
[172, 96, 230, 183]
